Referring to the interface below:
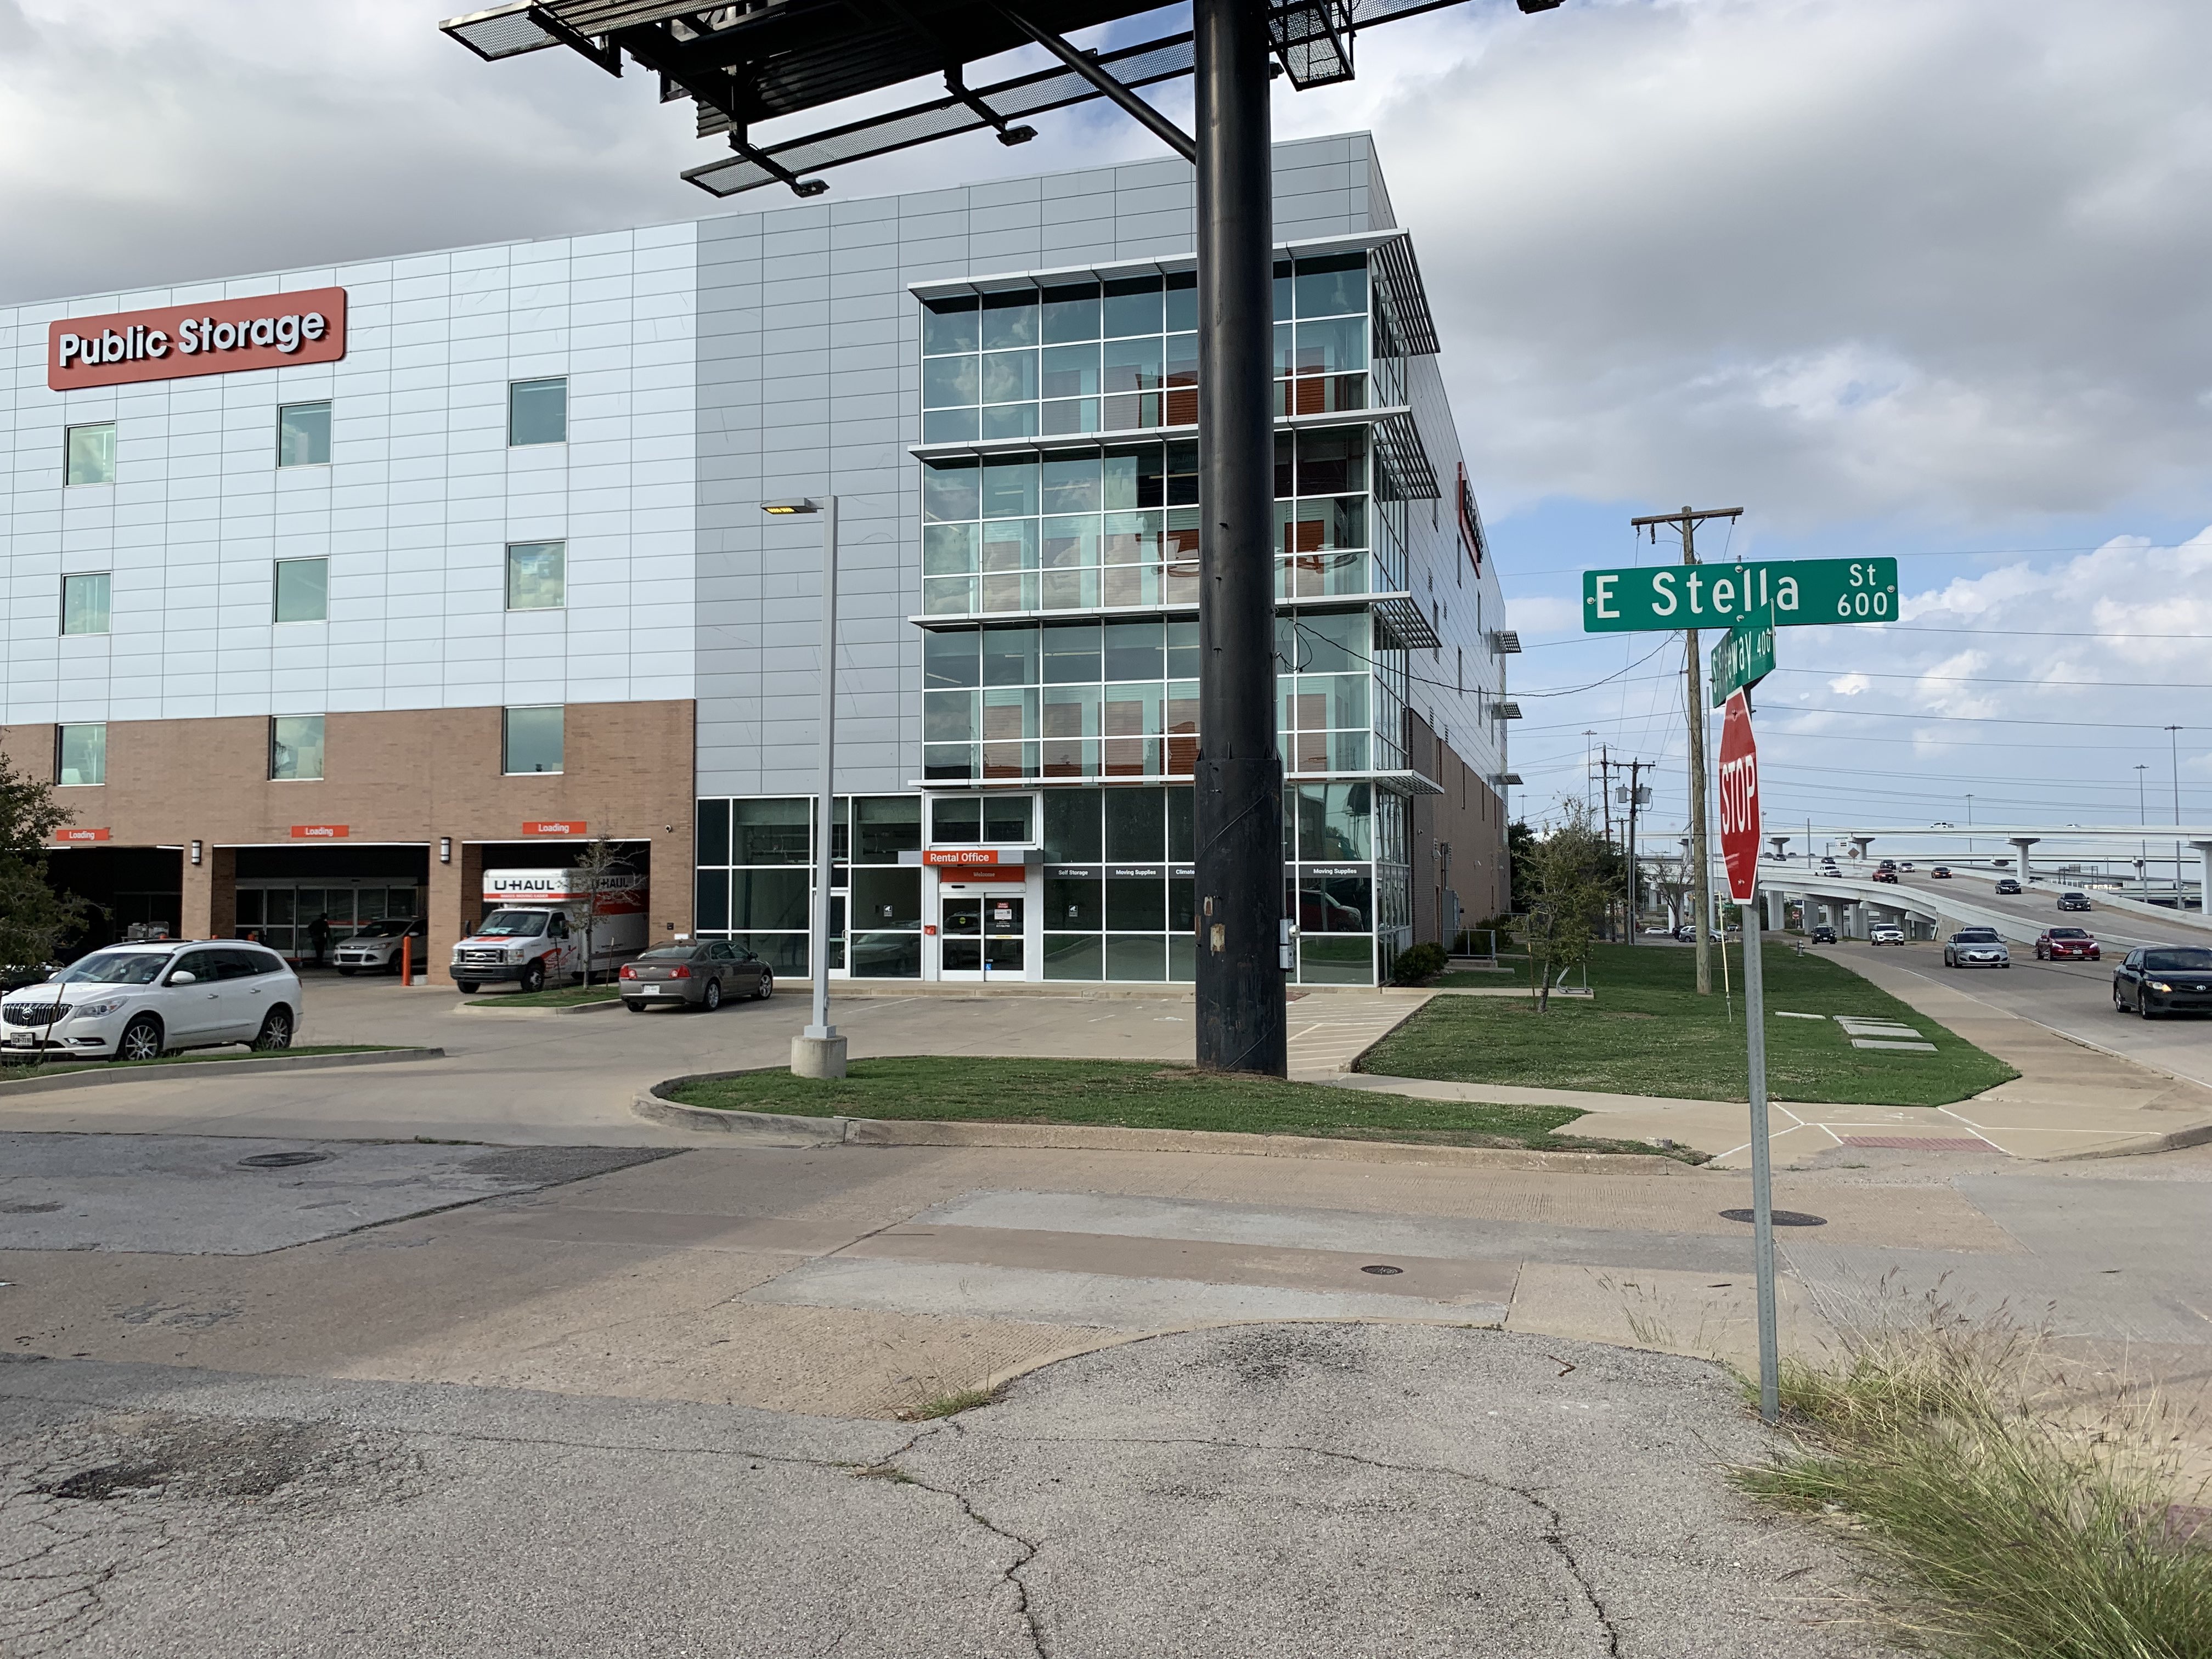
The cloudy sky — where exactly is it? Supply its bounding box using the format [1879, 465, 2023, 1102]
[4, 0, 2205, 872]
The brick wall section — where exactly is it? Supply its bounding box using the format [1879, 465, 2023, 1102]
[1406, 710, 1509, 946]
[1, 700, 695, 981]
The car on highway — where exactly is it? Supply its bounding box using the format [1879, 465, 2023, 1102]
[2112, 945, 2212, 1018]
[1899, 862, 1916, 871]
[1877, 859, 1897, 872]
[1931, 866, 1952, 879]
[2056, 891, 2092, 912]
[1871, 867, 1899, 884]
[1, 941, 300, 1062]
[2035, 927, 2100, 961]
[332, 917, 428, 975]
[617, 940, 771, 1012]
[1943, 928, 2011, 969]
[1809, 925, 1838, 944]
[1994, 878, 2023, 895]
[1870, 924, 1906, 946]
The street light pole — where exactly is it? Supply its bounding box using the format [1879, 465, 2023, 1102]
[2136, 763, 2149, 891]
[765, 495, 845, 1079]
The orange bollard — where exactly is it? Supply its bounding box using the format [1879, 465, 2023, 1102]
[401, 934, 413, 986]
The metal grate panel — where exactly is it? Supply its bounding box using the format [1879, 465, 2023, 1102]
[1368, 233, 1440, 357]
[440, 2, 561, 60]
[687, 32, 1197, 196]
[1369, 409, 1440, 502]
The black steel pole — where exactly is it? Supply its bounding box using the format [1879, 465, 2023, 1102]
[1193, 0, 1285, 1076]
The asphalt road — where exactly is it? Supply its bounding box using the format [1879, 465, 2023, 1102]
[1839, 863, 2206, 951]
[0, 1328, 1893, 1659]
[1833, 939, 2212, 1091]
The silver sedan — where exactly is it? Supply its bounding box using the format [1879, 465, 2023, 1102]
[617, 942, 772, 1012]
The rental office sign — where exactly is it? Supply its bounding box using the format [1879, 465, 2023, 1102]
[47, 287, 347, 391]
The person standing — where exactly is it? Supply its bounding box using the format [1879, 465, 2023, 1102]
[308, 913, 331, 968]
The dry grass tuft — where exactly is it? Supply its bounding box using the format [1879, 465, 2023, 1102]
[1737, 1292, 2211, 1658]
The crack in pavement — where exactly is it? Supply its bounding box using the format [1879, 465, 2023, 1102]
[873, 1419, 1053, 1659]
[986, 1429, 1623, 1656]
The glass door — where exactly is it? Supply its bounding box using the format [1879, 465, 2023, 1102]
[941, 891, 984, 974]
[982, 891, 1024, 974]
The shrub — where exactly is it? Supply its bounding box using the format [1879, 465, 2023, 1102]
[1389, 941, 1448, 985]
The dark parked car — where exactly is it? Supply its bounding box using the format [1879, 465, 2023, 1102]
[617, 941, 771, 1012]
[2035, 928, 2100, 962]
[1809, 926, 1837, 944]
[1871, 867, 1899, 883]
[2056, 891, 2092, 912]
[2112, 946, 2212, 1018]
[1994, 878, 2023, 895]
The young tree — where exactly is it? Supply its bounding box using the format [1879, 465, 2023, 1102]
[568, 836, 631, 988]
[0, 754, 84, 972]
[1513, 800, 1612, 1013]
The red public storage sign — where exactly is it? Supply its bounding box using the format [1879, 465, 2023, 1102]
[47, 288, 347, 391]
[291, 824, 349, 840]
[1717, 690, 1761, 904]
[54, 827, 110, 843]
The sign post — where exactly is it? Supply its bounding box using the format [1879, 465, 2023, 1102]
[1718, 688, 1780, 1424]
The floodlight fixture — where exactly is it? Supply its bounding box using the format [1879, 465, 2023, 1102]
[761, 499, 820, 515]
[442, 0, 1570, 1077]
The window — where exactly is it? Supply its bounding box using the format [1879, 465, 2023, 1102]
[692, 794, 924, 978]
[505, 541, 565, 611]
[278, 401, 331, 467]
[509, 377, 567, 446]
[273, 557, 328, 624]
[65, 422, 115, 486]
[502, 706, 563, 775]
[270, 716, 325, 781]
[61, 573, 111, 636]
[56, 723, 105, 786]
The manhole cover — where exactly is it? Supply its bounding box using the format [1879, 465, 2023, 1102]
[238, 1152, 330, 1169]
[1359, 1264, 1404, 1276]
[1719, 1207, 1826, 1227]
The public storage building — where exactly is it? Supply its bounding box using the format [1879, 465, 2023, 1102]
[0, 133, 1515, 986]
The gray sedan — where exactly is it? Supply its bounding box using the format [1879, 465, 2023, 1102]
[617, 942, 772, 1012]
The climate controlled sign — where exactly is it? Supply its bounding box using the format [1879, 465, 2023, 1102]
[1582, 558, 1897, 633]
[47, 288, 347, 391]
[1717, 690, 1762, 905]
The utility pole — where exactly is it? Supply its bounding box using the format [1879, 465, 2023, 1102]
[1598, 746, 1615, 940]
[2168, 726, 2185, 902]
[1624, 758, 1647, 945]
[1629, 505, 1743, 995]
[2136, 764, 2149, 890]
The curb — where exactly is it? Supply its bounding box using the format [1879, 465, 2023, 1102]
[0, 1047, 444, 1098]
[456, 997, 624, 1017]
[629, 1072, 1694, 1172]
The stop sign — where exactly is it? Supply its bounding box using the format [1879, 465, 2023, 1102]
[1717, 689, 1760, 903]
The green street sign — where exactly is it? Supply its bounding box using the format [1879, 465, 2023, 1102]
[1710, 605, 1776, 706]
[1582, 557, 1898, 633]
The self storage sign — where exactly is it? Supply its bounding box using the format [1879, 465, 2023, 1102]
[47, 287, 347, 391]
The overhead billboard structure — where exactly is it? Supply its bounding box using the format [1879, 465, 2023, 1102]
[441, 0, 1568, 1076]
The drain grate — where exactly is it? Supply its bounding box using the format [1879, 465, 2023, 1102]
[237, 1151, 330, 1169]
[1839, 1135, 1996, 1153]
[1719, 1207, 1826, 1227]
[1359, 1264, 1404, 1276]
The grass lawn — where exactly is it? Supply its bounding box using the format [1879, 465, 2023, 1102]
[0, 1043, 405, 1081]
[665, 1056, 1702, 1159]
[1366, 941, 2016, 1107]
[462, 984, 624, 1009]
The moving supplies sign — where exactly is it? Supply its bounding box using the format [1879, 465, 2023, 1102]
[47, 288, 347, 391]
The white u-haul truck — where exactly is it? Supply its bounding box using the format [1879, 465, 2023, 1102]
[450, 869, 647, 994]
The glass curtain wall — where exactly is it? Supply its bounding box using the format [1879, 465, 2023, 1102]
[693, 795, 924, 976]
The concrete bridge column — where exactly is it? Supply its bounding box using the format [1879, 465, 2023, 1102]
[2193, 840, 2212, 913]
[2010, 836, 2040, 882]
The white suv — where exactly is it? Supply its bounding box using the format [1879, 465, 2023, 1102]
[1, 942, 302, 1063]
[334, 917, 428, 975]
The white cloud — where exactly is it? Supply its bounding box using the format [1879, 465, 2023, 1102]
[1826, 672, 1870, 696]
[1293, 0, 2212, 526]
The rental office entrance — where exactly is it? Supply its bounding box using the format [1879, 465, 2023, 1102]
[939, 876, 1026, 977]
